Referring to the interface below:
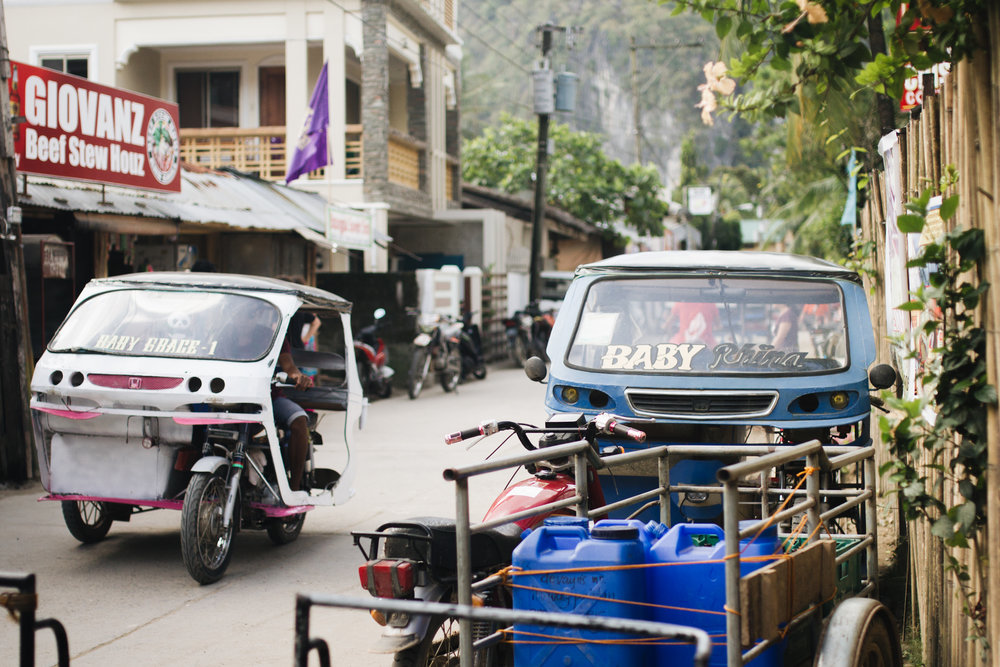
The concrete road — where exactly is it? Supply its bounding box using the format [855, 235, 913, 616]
[0, 365, 547, 666]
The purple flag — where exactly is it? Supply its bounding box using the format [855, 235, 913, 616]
[285, 61, 330, 184]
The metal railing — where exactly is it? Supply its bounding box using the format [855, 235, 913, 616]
[293, 593, 712, 667]
[443, 437, 878, 667]
[1, 572, 69, 667]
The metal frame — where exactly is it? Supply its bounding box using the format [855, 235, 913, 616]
[442, 438, 878, 667]
[293, 593, 713, 667]
[1, 572, 69, 667]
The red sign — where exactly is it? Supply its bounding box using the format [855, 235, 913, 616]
[8, 60, 181, 193]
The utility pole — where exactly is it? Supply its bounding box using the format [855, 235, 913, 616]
[629, 39, 702, 165]
[528, 24, 557, 306]
[0, 1, 33, 483]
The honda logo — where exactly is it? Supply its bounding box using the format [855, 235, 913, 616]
[129, 377, 142, 390]
[692, 398, 711, 412]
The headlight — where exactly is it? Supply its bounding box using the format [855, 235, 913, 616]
[561, 386, 579, 404]
[830, 391, 849, 410]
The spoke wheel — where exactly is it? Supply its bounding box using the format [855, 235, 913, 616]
[440, 349, 461, 392]
[180, 471, 235, 585]
[266, 512, 306, 545]
[61, 500, 113, 544]
[408, 348, 431, 399]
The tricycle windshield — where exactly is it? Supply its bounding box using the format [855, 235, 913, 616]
[566, 276, 848, 375]
[48, 288, 282, 361]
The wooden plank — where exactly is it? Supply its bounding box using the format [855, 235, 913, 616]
[739, 539, 835, 648]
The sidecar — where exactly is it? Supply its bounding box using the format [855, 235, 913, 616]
[541, 250, 896, 522]
[29, 272, 364, 549]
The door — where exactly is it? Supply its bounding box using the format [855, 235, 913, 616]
[259, 66, 286, 127]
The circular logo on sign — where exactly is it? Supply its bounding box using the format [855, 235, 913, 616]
[146, 108, 180, 185]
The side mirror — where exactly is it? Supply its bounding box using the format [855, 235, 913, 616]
[374, 308, 386, 320]
[524, 356, 548, 383]
[869, 363, 897, 390]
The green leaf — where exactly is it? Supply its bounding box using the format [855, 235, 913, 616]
[716, 15, 733, 39]
[896, 214, 925, 234]
[974, 384, 997, 404]
[931, 515, 955, 540]
[940, 195, 959, 221]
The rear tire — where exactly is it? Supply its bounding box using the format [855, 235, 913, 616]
[472, 363, 487, 380]
[511, 335, 528, 368]
[265, 512, 306, 545]
[408, 348, 430, 399]
[62, 500, 113, 544]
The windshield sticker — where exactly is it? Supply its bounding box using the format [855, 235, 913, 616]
[601, 343, 706, 370]
[94, 334, 218, 356]
[599, 342, 807, 371]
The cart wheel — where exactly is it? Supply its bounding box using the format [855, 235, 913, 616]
[180, 471, 236, 585]
[61, 500, 113, 544]
[265, 512, 305, 545]
[814, 598, 903, 667]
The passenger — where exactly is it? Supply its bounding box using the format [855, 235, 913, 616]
[665, 301, 720, 348]
[274, 333, 313, 493]
[771, 303, 802, 350]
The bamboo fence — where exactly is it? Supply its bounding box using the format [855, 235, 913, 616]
[860, 9, 1000, 664]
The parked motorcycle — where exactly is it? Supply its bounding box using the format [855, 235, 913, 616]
[354, 307, 394, 399]
[352, 406, 645, 665]
[407, 313, 461, 399]
[456, 311, 487, 382]
[503, 302, 553, 368]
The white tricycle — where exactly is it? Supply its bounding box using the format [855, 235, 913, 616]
[29, 272, 366, 584]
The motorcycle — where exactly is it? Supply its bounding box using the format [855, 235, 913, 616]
[29, 272, 365, 584]
[456, 311, 487, 382]
[352, 406, 646, 665]
[354, 307, 394, 399]
[407, 312, 461, 399]
[503, 302, 553, 368]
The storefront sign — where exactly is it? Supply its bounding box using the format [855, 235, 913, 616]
[326, 205, 373, 251]
[42, 242, 71, 279]
[9, 60, 181, 193]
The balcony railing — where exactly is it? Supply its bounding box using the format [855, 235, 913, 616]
[179, 125, 366, 182]
[388, 130, 422, 189]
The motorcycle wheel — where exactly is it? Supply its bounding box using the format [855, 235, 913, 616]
[61, 500, 113, 544]
[180, 470, 235, 585]
[408, 348, 431, 399]
[440, 349, 461, 393]
[472, 363, 487, 380]
[378, 375, 393, 399]
[265, 512, 305, 545]
[392, 613, 507, 667]
[511, 335, 529, 368]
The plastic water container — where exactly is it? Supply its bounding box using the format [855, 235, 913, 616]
[512, 523, 649, 666]
[650, 521, 783, 666]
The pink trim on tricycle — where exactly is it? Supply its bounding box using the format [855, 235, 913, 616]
[172, 416, 263, 425]
[33, 407, 101, 420]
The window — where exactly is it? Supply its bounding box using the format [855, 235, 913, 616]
[40, 55, 88, 79]
[176, 70, 240, 128]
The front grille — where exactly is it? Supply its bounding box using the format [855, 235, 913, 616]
[87, 374, 183, 390]
[626, 389, 777, 419]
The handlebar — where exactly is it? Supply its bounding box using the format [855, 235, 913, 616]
[444, 413, 647, 450]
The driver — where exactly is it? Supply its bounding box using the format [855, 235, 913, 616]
[274, 328, 314, 496]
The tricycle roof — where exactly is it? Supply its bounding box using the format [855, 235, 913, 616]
[83, 272, 352, 313]
[578, 250, 859, 284]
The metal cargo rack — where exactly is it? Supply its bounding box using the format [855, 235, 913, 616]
[438, 438, 881, 667]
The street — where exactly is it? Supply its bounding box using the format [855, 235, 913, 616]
[0, 365, 547, 667]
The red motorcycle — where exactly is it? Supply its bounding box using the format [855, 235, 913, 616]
[352, 410, 645, 666]
[354, 308, 393, 399]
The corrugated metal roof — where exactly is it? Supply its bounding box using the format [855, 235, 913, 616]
[16, 165, 328, 234]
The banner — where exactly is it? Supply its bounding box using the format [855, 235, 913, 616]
[286, 62, 330, 183]
[9, 60, 181, 193]
[327, 204, 372, 251]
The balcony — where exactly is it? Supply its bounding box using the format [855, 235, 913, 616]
[179, 125, 366, 182]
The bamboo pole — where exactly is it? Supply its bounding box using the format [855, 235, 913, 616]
[988, 8, 1000, 666]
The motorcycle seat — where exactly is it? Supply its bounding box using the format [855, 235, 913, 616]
[379, 516, 523, 574]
